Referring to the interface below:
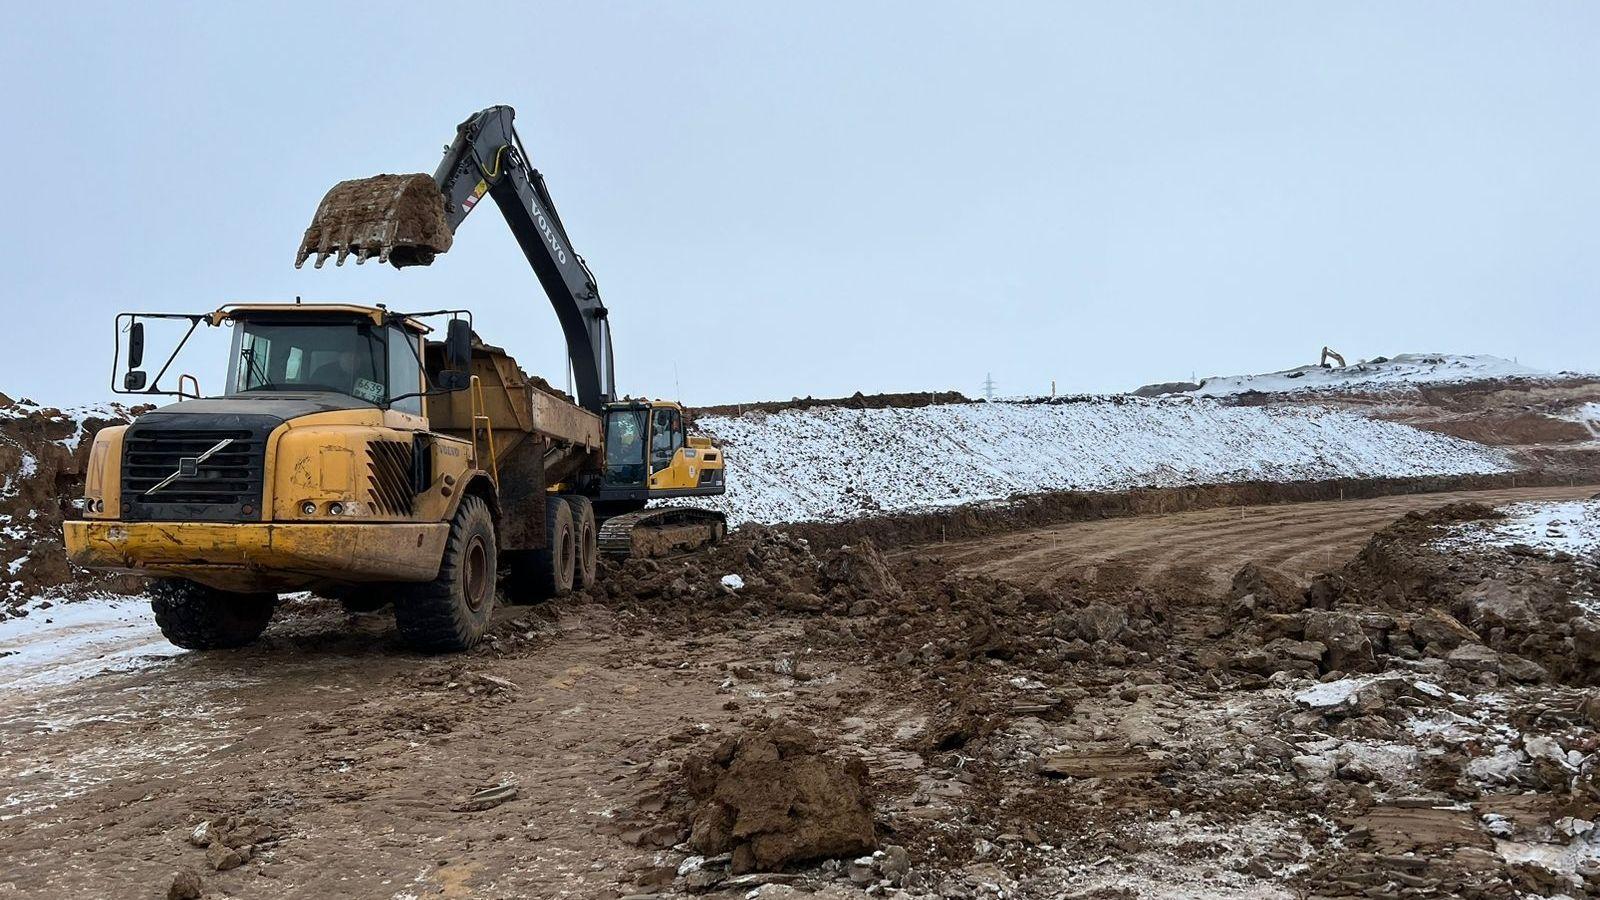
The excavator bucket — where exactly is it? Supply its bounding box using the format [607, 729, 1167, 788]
[294, 173, 453, 269]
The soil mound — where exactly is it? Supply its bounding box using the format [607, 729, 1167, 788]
[1213, 500, 1600, 685]
[683, 719, 875, 873]
[694, 390, 968, 418]
[0, 396, 141, 616]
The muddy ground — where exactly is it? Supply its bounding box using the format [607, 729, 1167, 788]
[5, 483, 1600, 899]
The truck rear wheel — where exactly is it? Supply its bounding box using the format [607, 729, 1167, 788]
[394, 495, 497, 653]
[505, 496, 575, 602]
[564, 495, 598, 589]
[150, 579, 276, 650]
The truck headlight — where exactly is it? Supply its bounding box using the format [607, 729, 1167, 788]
[300, 500, 318, 516]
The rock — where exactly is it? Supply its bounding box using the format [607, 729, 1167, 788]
[1465, 580, 1540, 631]
[681, 867, 725, 891]
[1304, 611, 1376, 673]
[1410, 608, 1478, 653]
[777, 591, 828, 613]
[683, 720, 876, 873]
[1580, 693, 1600, 729]
[167, 869, 203, 900]
[187, 821, 212, 848]
[456, 781, 519, 812]
[1446, 643, 1501, 674]
[1293, 755, 1337, 781]
[847, 856, 875, 886]
[818, 539, 902, 602]
[1305, 573, 1344, 609]
[1524, 735, 1575, 792]
[1230, 563, 1304, 614]
[1276, 639, 1328, 662]
[1060, 603, 1128, 643]
[620, 822, 686, 849]
[877, 845, 911, 884]
[1500, 653, 1548, 684]
[1574, 620, 1600, 664]
[1337, 743, 1421, 786]
[204, 842, 248, 872]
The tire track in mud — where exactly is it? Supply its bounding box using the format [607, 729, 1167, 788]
[932, 484, 1597, 596]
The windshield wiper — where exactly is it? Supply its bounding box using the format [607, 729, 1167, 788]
[241, 345, 273, 391]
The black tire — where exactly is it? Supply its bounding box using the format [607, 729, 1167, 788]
[505, 496, 575, 602]
[149, 578, 276, 650]
[393, 495, 497, 653]
[565, 495, 598, 589]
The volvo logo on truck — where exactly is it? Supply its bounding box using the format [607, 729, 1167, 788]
[142, 437, 234, 496]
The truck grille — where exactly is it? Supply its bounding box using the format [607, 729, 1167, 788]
[365, 440, 416, 516]
[122, 427, 265, 519]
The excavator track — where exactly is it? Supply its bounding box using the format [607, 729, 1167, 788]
[598, 508, 727, 559]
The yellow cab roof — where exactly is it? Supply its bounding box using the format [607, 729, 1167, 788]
[208, 302, 432, 334]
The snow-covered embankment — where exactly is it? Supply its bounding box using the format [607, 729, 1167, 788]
[686, 397, 1516, 526]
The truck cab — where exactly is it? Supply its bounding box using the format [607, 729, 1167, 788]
[66, 302, 587, 654]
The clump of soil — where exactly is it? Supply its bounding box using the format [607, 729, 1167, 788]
[682, 719, 875, 873]
[817, 537, 902, 611]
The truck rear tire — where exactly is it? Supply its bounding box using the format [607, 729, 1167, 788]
[394, 495, 497, 653]
[150, 579, 276, 650]
[565, 495, 598, 589]
[504, 496, 575, 602]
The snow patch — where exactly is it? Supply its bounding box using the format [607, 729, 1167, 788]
[681, 398, 1513, 526]
[1440, 500, 1600, 559]
[1187, 353, 1549, 398]
[0, 594, 180, 691]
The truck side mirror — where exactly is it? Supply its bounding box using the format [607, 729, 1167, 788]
[436, 369, 470, 391]
[446, 319, 471, 370]
[128, 321, 145, 369]
[124, 370, 148, 391]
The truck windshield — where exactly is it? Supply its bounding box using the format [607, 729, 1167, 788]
[228, 319, 388, 403]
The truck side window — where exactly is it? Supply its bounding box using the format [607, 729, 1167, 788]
[387, 327, 423, 415]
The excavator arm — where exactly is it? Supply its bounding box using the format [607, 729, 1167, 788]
[296, 105, 616, 412]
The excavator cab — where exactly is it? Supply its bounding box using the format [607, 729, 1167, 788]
[598, 400, 724, 505]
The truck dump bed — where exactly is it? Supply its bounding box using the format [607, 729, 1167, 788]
[427, 341, 602, 485]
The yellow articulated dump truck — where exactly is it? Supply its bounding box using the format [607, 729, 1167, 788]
[65, 105, 728, 653]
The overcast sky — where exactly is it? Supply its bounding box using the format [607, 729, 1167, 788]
[2, 3, 1595, 407]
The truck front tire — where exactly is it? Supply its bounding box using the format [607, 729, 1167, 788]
[394, 495, 498, 653]
[150, 579, 276, 650]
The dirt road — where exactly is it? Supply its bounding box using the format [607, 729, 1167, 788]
[931, 484, 1594, 594]
[2, 483, 1596, 899]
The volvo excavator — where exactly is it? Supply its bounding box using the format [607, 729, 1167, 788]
[64, 105, 727, 653]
